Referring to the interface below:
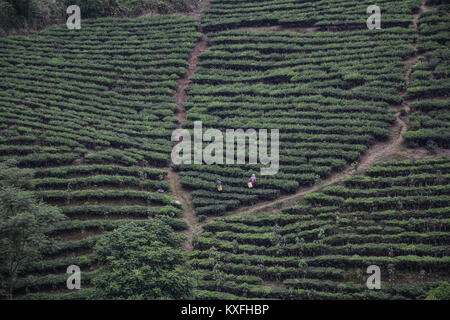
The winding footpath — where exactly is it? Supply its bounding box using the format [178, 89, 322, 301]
[170, 0, 429, 249]
[168, 1, 211, 250]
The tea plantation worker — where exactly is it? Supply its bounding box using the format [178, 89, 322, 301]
[216, 179, 223, 192]
[249, 174, 256, 188]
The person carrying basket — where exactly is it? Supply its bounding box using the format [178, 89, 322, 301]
[248, 174, 256, 188]
[216, 179, 223, 192]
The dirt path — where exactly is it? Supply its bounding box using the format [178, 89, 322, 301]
[191, 4, 423, 228]
[174, 33, 208, 123]
[186, 0, 212, 22]
[170, 0, 210, 251]
[171, 0, 428, 247]
[195, 3, 430, 226]
[167, 168, 198, 251]
[200, 112, 407, 225]
[402, 0, 428, 117]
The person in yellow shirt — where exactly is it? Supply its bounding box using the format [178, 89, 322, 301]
[248, 174, 256, 188]
[216, 179, 222, 192]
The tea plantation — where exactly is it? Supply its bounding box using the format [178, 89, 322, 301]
[0, 16, 200, 298]
[176, 27, 417, 216]
[0, 0, 448, 300]
[192, 158, 450, 299]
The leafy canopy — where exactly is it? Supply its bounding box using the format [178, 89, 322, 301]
[0, 161, 66, 299]
[426, 282, 450, 300]
[92, 219, 194, 299]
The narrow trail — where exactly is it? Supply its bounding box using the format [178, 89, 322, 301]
[169, 0, 210, 251]
[170, 0, 428, 247]
[200, 113, 407, 225]
[195, 4, 425, 228]
[174, 33, 208, 123]
[402, 0, 429, 117]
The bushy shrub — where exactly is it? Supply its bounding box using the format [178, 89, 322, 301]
[426, 282, 450, 300]
[0, 0, 196, 33]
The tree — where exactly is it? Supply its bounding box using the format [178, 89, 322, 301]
[91, 219, 194, 299]
[0, 159, 34, 190]
[0, 161, 66, 299]
[426, 282, 450, 300]
[0, 0, 196, 34]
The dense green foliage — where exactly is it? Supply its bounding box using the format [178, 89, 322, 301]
[0, 160, 34, 190]
[403, 7, 449, 149]
[191, 158, 450, 299]
[0, 0, 197, 35]
[91, 219, 194, 299]
[0, 16, 197, 299]
[0, 162, 66, 299]
[177, 26, 417, 216]
[202, 0, 421, 32]
[1, 0, 449, 301]
[426, 281, 450, 300]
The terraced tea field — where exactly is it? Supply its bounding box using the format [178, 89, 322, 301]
[191, 158, 450, 299]
[404, 8, 450, 148]
[202, 0, 421, 32]
[0, 15, 200, 298]
[177, 27, 417, 217]
[0, 0, 449, 301]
